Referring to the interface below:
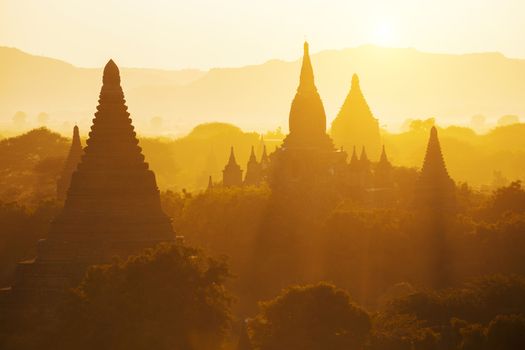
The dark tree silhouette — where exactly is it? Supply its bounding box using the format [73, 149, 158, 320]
[251, 283, 371, 350]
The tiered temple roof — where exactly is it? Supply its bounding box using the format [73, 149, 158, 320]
[2, 60, 174, 308]
[416, 126, 456, 210]
[331, 74, 381, 159]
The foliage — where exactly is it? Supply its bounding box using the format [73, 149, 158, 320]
[250, 283, 371, 350]
[54, 243, 233, 350]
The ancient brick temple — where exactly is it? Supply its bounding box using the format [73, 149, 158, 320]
[415, 126, 456, 211]
[269, 42, 345, 189]
[331, 74, 382, 160]
[1, 60, 174, 309]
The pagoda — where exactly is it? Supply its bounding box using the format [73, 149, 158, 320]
[415, 126, 456, 210]
[331, 74, 381, 159]
[244, 146, 262, 186]
[270, 42, 344, 189]
[281, 42, 333, 150]
[223, 147, 243, 187]
[374, 145, 394, 188]
[358, 146, 373, 187]
[56, 125, 83, 201]
[1, 60, 175, 309]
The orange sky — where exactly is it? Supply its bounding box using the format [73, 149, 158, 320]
[1, 0, 524, 69]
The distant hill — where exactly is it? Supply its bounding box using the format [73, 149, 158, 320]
[1, 46, 524, 135]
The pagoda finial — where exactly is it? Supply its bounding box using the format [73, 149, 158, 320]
[249, 146, 257, 162]
[298, 41, 315, 92]
[351, 73, 360, 89]
[379, 145, 388, 163]
[351, 146, 358, 162]
[103, 59, 121, 85]
[228, 146, 237, 165]
[72, 125, 81, 147]
[360, 146, 369, 162]
[207, 175, 213, 191]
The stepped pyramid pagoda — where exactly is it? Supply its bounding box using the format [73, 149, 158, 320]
[56, 125, 83, 201]
[415, 126, 456, 210]
[244, 146, 262, 186]
[1, 60, 174, 310]
[223, 147, 243, 187]
[374, 145, 394, 188]
[270, 42, 344, 189]
[331, 74, 381, 160]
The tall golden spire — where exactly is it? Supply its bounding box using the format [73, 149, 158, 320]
[285, 42, 329, 148]
[298, 42, 316, 93]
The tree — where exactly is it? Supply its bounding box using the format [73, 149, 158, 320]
[486, 314, 525, 349]
[55, 243, 233, 350]
[37, 112, 50, 126]
[12, 111, 27, 129]
[250, 283, 371, 350]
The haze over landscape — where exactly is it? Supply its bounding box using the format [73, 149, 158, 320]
[2, 1, 525, 349]
[1, 45, 525, 135]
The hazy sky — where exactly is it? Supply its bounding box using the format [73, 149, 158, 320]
[1, 0, 524, 69]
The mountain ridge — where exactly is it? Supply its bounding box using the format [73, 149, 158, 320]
[1, 45, 524, 135]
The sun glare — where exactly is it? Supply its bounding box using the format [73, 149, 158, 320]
[371, 21, 397, 47]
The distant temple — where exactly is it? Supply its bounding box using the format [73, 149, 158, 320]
[222, 146, 243, 187]
[415, 126, 456, 210]
[331, 74, 381, 160]
[280, 42, 334, 151]
[56, 125, 83, 201]
[216, 43, 405, 195]
[1, 60, 174, 312]
[374, 145, 394, 188]
[244, 146, 263, 186]
[268, 42, 344, 189]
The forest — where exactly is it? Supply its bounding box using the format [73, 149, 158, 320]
[1, 120, 525, 349]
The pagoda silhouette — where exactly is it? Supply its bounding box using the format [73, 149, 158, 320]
[415, 126, 456, 211]
[56, 125, 83, 201]
[331, 74, 382, 160]
[268, 42, 345, 190]
[244, 146, 263, 186]
[1, 60, 174, 310]
[222, 146, 243, 187]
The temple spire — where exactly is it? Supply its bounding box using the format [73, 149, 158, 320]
[103, 59, 120, 85]
[249, 146, 256, 162]
[378, 145, 389, 165]
[421, 127, 450, 178]
[227, 146, 237, 165]
[57, 125, 83, 201]
[375, 145, 393, 188]
[245, 146, 262, 186]
[360, 146, 369, 164]
[261, 145, 269, 164]
[207, 175, 213, 192]
[298, 41, 316, 93]
[223, 146, 243, 187]
[416, 126, 456, 210]
[284, 42, 330, 149]
[331, 73, 381, 159]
